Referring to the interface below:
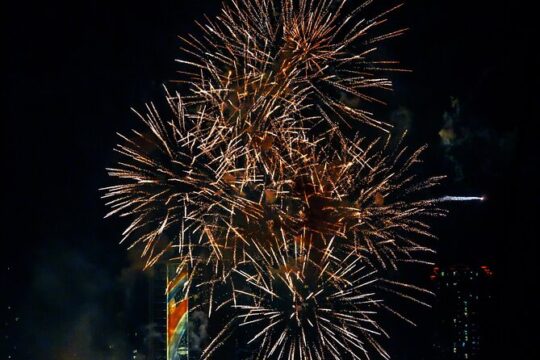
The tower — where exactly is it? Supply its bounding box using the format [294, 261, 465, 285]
[431, 265, 494, 359]
[166, 264, 189, 360]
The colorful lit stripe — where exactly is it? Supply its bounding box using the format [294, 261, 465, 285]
[166, 268, 189, 360]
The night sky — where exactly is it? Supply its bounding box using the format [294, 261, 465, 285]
[2, 0, 536, 359]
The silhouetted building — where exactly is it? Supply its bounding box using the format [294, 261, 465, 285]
[430, 265, 494, 359]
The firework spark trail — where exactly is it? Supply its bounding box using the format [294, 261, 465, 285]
[436, 196, 485, 202]
[102, 1, 458, 359]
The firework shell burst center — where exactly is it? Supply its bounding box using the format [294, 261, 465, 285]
[102, 0, 448, 359]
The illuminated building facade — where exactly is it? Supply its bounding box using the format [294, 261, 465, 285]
[430, 265, 494, 359]
[166, 264, 189, 360]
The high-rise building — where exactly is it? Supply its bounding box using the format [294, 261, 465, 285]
[147, 262, 190, 360]
[166, 264, 189, 360]
[430, 265, 494, 359]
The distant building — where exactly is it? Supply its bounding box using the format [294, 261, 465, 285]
[430, 265, 494, 359]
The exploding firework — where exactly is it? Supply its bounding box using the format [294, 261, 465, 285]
[177, 0, 408, 139]
[103, 0, 449, 359]
[233, 256, 385, 360]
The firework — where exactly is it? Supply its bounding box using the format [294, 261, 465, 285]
[103, 1, 448, 359]
[436, 195, 485, 202]
[233, 256, 385, 360]
[177, 0, 408, 138]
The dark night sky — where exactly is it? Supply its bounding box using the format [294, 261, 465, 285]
[2, 0, 537, 359]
